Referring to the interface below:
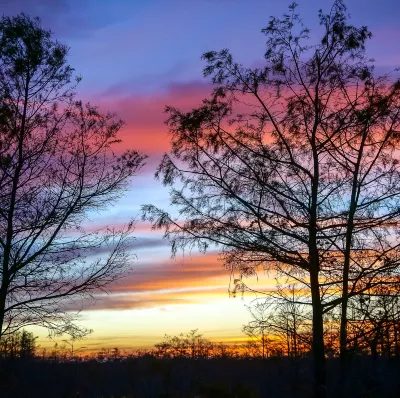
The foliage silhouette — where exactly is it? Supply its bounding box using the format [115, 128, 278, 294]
[1, 328, 400, 397]
[243, 285, 313, 360]
[0, 329, 37, 359]
[0, 14, 146, 338]
[143, 1, 400, 395]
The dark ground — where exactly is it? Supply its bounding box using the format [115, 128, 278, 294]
[0, 356, 399, 397]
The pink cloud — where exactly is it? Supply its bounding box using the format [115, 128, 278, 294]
[95, 81, 213, 155]
[111, 252, 228, 294]
[63, 252, 237, 312]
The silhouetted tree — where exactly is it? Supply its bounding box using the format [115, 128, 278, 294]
[242, 300, 271, 359]
[184, 329, 204, 359]
[50, 342, 66, 360]
[62, 331, 91, 358]
[270, 286, 312, 359]
[97, 347, 110, 361]
[0, 329, 37, 359]
[346, 285, 400, 359]
[19, 329, 37, 359]
[0, 15, 145, 338]
[154, 330, 212, 359]
[111, 347, 121, 359]
[143, 1, 400, 394]
[243, 285, 312, 359]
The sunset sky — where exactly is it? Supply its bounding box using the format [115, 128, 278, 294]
[4, 0, 399, 352]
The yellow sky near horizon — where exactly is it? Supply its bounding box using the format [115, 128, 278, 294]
[30, 265, 277, 353]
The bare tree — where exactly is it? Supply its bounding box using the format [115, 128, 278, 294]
[0, 15, 145, 337]
[242, 300, 271, 359]
[143, 1, 400, 394]
[243, 285, 312, 359]
[62, 331, 91, 358]
[0, 329, 37, 359]
[346, 285, 400, 359]
[154, 329, 212, 359]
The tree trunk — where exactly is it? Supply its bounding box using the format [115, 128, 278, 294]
[262, 331, 266, 360]
[0, 77, 29, 339]
[340, 127, 367, 373]
[371, 337, 378, 360]
[339, 290, 349, 360]
[338, 295, 350, 397]
[293, 309, 298, 359]
[394, 324, 399, 358]
[310, 268, 327, 398]
[385, 326, 391, 358]
[0, 289, 6, 339]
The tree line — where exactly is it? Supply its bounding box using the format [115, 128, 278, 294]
[243, 282, 400, 360]
[3, 300, 400, 363]
[0, 329, 36, 359]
